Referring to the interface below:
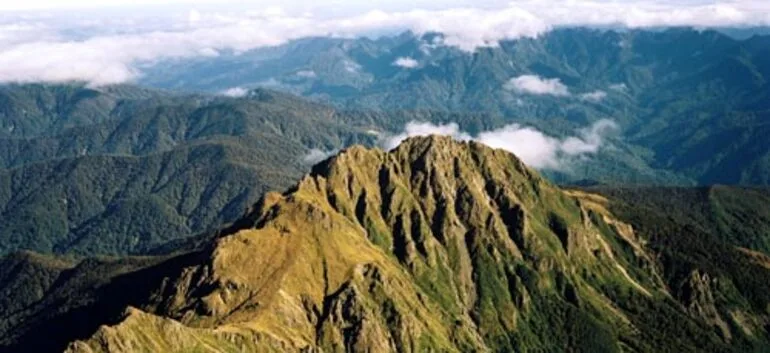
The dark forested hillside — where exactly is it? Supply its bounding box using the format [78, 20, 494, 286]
[586, 186, 770, 255]
[0, 84, 378, 256]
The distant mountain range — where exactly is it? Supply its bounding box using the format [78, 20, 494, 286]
[142, 27, 770, 185]
[0, 73, 767, 257]
[0, 27, 767, 259]
[2, 136, 769, 352]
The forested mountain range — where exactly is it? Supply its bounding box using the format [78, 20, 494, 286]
[1, 44, 768, 256]
[143, 27, 770, 185]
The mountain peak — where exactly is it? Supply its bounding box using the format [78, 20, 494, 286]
[8, 136, 751, 353]
[310, 135, 539, 193]
[173, 135, 662, 351]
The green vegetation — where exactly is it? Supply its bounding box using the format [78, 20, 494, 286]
[588, 186, 770, 254]
[1, 27, 769, 353]
[2, 137, 768, 352]
[586, 185, 770, 350]
[0, 84, 377, 256]
[0, 81, 700, 257]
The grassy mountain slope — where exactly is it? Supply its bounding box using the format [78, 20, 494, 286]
[1, 136, 768, 352]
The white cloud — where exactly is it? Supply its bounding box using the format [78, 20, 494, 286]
[295, 69, 317, 78]
[220, 86, 248, 97]
[347, 7, 547, 51]
[392, 56, 419, 68]
[579, 90, 607, 102]
[197, 47, 219, 57]
[380, 119, 617, 170]
[343, 60, 361, 73]
[505, 75, 570, 96]
[476, 125, 564, 169]
[1, 1, 769, 84]
[302, 148, 338, 164]
[560, 119, 618, 156]
[380, 121, 471, 150]
[0, 40, 138, 85]
[609, 83, 628, 91]
[419, 35, 444, 54]
[254, 78, 285, 88]
[187, 9, 202, 24]
[0, 0, 222, 11]
[0, 22, 56, 47]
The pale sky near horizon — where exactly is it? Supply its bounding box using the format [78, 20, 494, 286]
[0, 0, 489, 12]
[0, 0, 742, 12]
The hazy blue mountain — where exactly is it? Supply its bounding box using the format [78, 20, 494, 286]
[3, 27, 770, 257]
[141, 28, 770, 185]
[717, 26, 770, 39]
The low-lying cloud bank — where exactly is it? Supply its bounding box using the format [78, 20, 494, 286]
[380, 119, 618, 170]
[505, 75, 614, 102]
[505, 75, 570, 96]
[301, 148, 339, 165]
[392, 57, 419, 68]
[220, 87, 248, 97]
[0, 0, 768, 85]
[579, 90, 608, 102]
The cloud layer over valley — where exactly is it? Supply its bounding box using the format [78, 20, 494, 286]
[380, 119, 618, 170]
[0, 0, 768, 85]
[505, 75, 570, 96]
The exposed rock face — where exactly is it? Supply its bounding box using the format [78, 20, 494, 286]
[677, 270, 732, 340]
[4, 136, 770, 352]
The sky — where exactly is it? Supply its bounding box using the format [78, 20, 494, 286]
[0, 0, 768, 84]
[3, 0, 511, 12]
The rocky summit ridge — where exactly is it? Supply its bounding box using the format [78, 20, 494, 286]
[2, 135, 768, 353]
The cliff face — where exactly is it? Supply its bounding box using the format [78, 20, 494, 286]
[3, 136, 768, 353]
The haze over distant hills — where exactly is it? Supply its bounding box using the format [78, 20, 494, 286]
[0, 50, 767, 257]
[141, 28, 770, 185]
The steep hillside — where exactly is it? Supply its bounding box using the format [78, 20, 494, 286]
[0, 85, 378, 256]
[2, 136, 768, 352]
[586, 186, 770, 255]
[0, 139, 300, 255]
